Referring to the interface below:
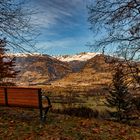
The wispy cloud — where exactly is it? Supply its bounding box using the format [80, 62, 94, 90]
[29, 0, 93, 55]
[35, 35, 93, 55]
[30, 0, 89, 29]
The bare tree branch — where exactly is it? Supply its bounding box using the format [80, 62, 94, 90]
[88, 0, 140, 61]
[88, 0, 140, 88]
[0, 0, 38, 52]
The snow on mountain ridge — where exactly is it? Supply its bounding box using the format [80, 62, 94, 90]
[7, 52, 100, 62]
[55, 52, 100, 62]
[8, 53, 42, 57]
[7, 53, 55, 60]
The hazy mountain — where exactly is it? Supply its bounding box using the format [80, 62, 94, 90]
[11, 53, 72, 86]
[9, 52, 115, 87]
[9, 52, 101, 86]
[51, 54, 112, 88]
[55, 52, 99, 62]
[55, 52, 100, 72]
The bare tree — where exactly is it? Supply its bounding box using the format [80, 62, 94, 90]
[88, 0, 140, 88]
[0, 0, 37, 52]
[88, 0, 140, 61]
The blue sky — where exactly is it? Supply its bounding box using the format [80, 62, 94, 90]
[29, 0, 94, 55]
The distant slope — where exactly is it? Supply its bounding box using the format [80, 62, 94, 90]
[13, 54, 72, 86]
[51, 54, 112, 88]
[56, 52, 99, 72]
[50, 54, 140, 94]
[11, 53, 115, 87]
[55, 52, 98, 62]
[12, 52, 100, 86]
[10, 52, 139, 95]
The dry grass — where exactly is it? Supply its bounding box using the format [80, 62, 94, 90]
[0, 107, 139, 140]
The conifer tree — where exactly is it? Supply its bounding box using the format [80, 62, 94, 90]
[106, 63, 132, 121]
[0, 39, 18, 86]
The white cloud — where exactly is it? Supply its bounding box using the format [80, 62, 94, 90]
[30, 0, 88, 29]
[35, 35, 93, 53]
[30, 11, 58, 29]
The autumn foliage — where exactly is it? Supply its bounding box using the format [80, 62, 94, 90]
[0, 39, 19, 86]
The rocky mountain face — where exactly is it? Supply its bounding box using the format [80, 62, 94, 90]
[12, 54, 72, 86]
[8, 52, 100, 86]
[51, 54, 112, 88]
[10, 52, 118, 87]
[7, 52, 139, 96]
[55, 52, 99, 72]
[55, 52, 98, 62]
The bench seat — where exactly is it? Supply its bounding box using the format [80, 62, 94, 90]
[0, 87, 51, 122]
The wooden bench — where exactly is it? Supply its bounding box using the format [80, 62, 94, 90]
[0, 87, 52, 122]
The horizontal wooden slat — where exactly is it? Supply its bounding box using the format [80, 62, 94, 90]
[7, 95, 38, 100]
[7, 103, 39, 108]
[0, 89, 5, 104]
[7, 88, 39, 94]
[7, 100, 38, 104]
[0, 87, 41, 108]
[7, 98, 39, 102]
[0, 89, 5, 92]
[7, 89, 39, 108]
[8, 100, 38, 105]
[0, 86, 41, 90]
[0, 101, 5, 104]
[7, 104, 39, 108]
[0, 95, 5, 99]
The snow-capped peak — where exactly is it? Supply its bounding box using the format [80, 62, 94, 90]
[7, 52, 100, 62]
[8, 53, 42, 57]
[55, 52, 100, 62]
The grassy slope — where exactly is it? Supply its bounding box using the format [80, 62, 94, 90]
[45, 55, 112, 94]
[0, 107, 139, 140]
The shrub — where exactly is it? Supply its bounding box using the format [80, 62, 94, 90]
[52, 107, 99, 118]
[106, 64, 133, 122]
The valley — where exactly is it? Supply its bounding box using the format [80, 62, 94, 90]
[1, 52, 139, 140]
[12, 52, 112, 92]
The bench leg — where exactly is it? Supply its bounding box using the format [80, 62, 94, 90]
[40, 95, 52, 123]
[40, 106, 50, 122]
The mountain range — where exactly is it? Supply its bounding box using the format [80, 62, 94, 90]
[10, 52, 113, 88]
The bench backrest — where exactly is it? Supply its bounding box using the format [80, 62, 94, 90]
[0, 87, 42, 108]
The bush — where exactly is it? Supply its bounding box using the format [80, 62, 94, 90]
[106, 64, 133, 122]
[52, 107, 99, 118]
